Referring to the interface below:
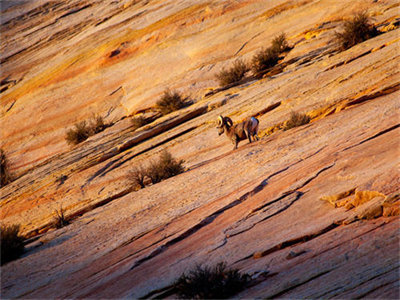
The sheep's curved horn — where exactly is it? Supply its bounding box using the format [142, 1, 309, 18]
[217, 115, 224, 127]
[224, 117, 233, 126]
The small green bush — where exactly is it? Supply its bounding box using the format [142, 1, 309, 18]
[1, 149, 11, 187]
[335, 12, 378, 50]
[1, 224, 25, 265]
[174, 262, 250, 299]
[282, 111, 310, 131]
[53, 206, 70, 229]
[216, 59, 249, 87]
[130, 150, 184, 189]
[156, 90, 185, 115]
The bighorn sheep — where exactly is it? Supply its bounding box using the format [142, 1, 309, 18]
[216, 115, 259, 149]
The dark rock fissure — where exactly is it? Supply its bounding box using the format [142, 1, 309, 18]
[355, 277, 399, 299]
[248, 162, 334, 217]
[128, 163, 333, 272]
[234, 221, 340, 264]
[319, 266, 399, 299]
[342, 123, 399, 151]
[56, 4, 92, 20]
[268, 269, 334, 299]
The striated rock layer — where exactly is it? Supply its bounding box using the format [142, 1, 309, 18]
[1, 0, 399, 298]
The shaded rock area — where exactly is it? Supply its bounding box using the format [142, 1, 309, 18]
[1, 0, 399, 299]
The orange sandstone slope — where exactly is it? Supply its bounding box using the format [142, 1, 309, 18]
[1, 0, 400, 299]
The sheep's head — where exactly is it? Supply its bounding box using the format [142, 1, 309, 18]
[216, 115, 233, 135]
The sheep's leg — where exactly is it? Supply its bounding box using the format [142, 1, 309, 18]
[254, 123, 260, 140]
[232, 136, 239, 149]
[247, 129, 252, 143]
[253, 133, 259, 141]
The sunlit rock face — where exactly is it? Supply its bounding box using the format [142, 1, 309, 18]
[1, 0, 399, 298]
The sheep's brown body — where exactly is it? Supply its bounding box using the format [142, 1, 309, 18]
[217, 115, 259, 149]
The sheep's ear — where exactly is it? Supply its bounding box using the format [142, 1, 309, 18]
[224, 117, 233, 126]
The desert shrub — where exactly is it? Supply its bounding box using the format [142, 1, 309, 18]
[251, 47, 280, 76]
[65, 121, 91, 145]
[1, 149, 11, 187]
[89, 114, 107, 134]
[335, 12, 378, 50]
[53, 206, 70, 229]
[271, 33, 291, 53]
[157, 150, 185, 179]
[282, 111, 310, 131]
[1, 224, 25, 265]
[130, 150, 184, 189]
[216, 59, 250, 87]
[129, 165, 148, 189]
[146, 160, 165, 184]
[147, 150, 185, 184]
[65, 115, 108, 145]
[156, 90, 185, 115]
[251, 33, 291, 77]
[174, 262, 250, 299]
[131, 116, 150, 131]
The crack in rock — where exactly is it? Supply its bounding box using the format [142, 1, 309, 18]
[342, 123, 399, 152]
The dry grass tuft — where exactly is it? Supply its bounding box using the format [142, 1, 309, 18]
[53, 206, 70, 229]
[282, 111, 310, 131]
[335, 12, 379, 50]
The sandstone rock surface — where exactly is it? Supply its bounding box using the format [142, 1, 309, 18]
[1, 0, 399, 298]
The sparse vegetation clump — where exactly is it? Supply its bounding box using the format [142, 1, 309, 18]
[156, 90, 185, 115]
[282, 111, 310, 131]
[129, 165, 147, 189]
[251, 33, 290, 77]
[53, 206, 70, 229]
[1, 149, 11, 187]
[90, 114, 107, 134]
[65, 115, 109, 145]
[335, 12, 379, 50]
[174, 262, 250, 299]
[65, 121, 91, 145]
[1, 224, 25, 265]
[216, 59, 250, 87]
[130, 150, 184, 189]
[271, 33, 291, 53]
[251, 47, 280, 76]
[131, 115, 150, 131]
